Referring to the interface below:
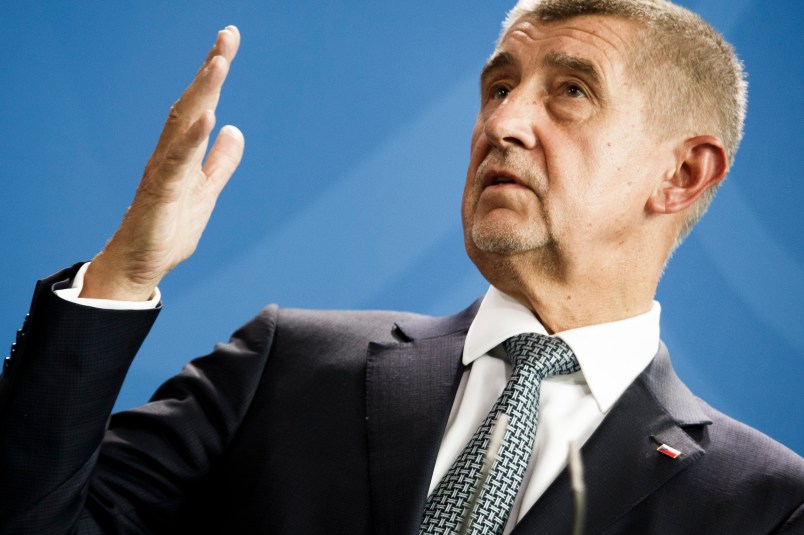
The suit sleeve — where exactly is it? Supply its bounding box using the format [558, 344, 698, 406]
[0, 264, 278, 534]
[775, 501, 803, 534]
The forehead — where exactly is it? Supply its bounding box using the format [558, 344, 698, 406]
[491, 14, 641, 83]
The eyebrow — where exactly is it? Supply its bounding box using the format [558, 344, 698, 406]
[479, 49, 607, 100]
[480, 51, 516, 86]
[544, 51, 602, 88]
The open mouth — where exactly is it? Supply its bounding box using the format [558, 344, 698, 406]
[482, 171, 524, 189]
[491, 176, 517, 185]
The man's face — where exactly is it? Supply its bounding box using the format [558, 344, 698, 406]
[462, 15, 671, 270]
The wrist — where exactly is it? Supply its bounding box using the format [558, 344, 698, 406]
[79, 254, 159, 302]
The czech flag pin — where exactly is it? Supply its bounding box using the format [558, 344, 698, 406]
[657, 443, 682, 459]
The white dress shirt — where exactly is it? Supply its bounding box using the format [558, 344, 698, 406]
[54, 263, 161, 310]
[57, 267, 659, 531]
[430, 286, 660, 533]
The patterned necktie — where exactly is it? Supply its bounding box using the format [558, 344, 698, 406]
[420, 333, 580, 535]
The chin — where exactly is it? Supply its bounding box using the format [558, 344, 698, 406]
[469, 218, 549, 255]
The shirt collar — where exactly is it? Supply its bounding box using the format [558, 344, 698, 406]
[463, 286, 661, 413]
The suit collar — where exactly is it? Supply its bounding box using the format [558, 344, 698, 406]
[392, 299, 481, 341]
[513, 344, 711, 534]
[366, 300, 479, 535]
[640, 341, 712, 427]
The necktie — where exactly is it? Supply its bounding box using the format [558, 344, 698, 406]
[420, 333, 580, 535]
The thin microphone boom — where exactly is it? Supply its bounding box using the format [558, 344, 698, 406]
[568, 440, 586, 535]
[459, 413, 510, 535]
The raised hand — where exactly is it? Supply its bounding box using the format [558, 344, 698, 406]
[80, 26, 244, 301]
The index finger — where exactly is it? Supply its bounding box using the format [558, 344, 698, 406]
[151, 26, 241, 161]
[198, 25, 240, 75]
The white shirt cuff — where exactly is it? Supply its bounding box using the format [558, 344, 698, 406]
[54, 262, 161, 310]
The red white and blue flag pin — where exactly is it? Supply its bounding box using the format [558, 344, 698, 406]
[657, 443, 682, 459]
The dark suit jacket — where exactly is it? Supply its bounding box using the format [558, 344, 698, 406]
[1, 264, 802, 534]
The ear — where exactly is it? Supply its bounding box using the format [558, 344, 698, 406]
[646, 135, 728, 214]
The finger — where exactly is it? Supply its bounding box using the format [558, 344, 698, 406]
[188, 27, 239, 112]
[153, 27, 239, 161]
[147, 110, 216, 195]
[197, 25, 240, 77]
[149, 55, 228, 168]
[202, 125, 245, 194]
[159, 54, 229, 144]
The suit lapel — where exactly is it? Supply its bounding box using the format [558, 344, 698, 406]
[366, 302, 479, 535]
[513, 344, 712, 534]
[364, 305, 712, 535]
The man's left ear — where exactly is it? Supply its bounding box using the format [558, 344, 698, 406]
[647, 135, 728, 214]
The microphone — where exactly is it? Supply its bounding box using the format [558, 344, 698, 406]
[568, 440, 587, 535]
[459, 413, 510, 535]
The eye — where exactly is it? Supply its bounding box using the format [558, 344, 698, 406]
[491, 84, 510, 100]
[564, 84, 587, 98]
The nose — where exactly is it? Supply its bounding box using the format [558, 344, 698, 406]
[483, 92, 539, 150]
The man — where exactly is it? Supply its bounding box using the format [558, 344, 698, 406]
[1, 0, 802, 533]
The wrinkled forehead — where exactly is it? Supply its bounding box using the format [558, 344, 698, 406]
[491, 14, 643, 85]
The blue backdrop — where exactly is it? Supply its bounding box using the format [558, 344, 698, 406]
[2, 1, 802, 454]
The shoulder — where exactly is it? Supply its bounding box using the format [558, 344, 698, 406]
[643, 344, 802, 479]
[687, 398, 804, 530]
[632, 348, 804, 529]
[222, 301, 479, 385]
[274, 306, 431, 345]
[257, 298, 481, 351]
[694, 396, 804, 488]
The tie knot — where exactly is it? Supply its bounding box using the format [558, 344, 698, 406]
[503, 333, 580, 378]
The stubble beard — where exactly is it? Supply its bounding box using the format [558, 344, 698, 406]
[470, 217, 550, 254]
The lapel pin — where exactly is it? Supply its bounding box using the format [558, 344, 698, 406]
[657, 443, 682, 459]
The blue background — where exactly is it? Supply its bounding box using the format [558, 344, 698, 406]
[2, 1, 802, 454]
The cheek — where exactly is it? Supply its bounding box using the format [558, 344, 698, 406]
[467, 122, 486, 170]
[463, 122, 487, 204]
[543, 146, 614, 231]
[461, 170, 476, 219]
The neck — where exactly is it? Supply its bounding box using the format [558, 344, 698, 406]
[476, 245, 664, 333]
